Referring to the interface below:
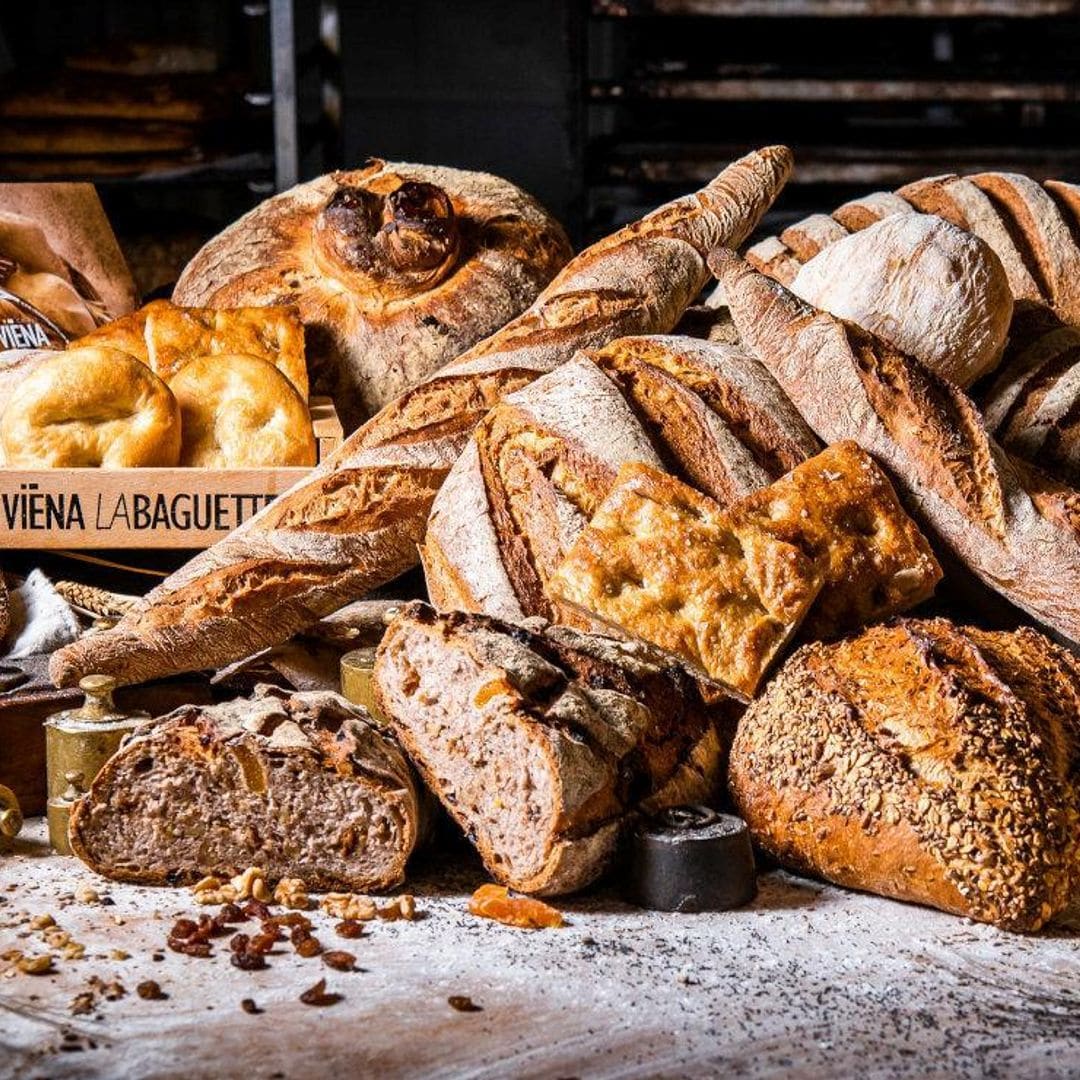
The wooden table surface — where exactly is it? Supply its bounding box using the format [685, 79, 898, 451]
[2, 819, 1078, 1080]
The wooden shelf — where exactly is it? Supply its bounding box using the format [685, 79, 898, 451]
[594, 0, 1080, 17]
[590, 78, 1080, 102]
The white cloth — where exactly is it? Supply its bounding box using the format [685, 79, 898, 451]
[4, 569, 80, 659]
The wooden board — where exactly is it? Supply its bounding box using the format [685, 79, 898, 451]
[0, 398, 342, 550]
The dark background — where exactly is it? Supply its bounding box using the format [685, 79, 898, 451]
[2, 0, 1079, 294]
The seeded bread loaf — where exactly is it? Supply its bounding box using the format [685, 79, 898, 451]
[373, 602, 728, 896]
[52, 146, 793, 690]
[70, 685, 425, 891]
[173, 160, 573, 428]
[729, 618, 1080, 931]
[422, 335, 820, 626]
[713, 249, 1080, 648]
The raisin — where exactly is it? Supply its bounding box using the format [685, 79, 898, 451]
[242, 899, 271, 920]
[322, 950, 355, 972]
[247, 928, 276, 954]
[295, 937, 322, 958]
[269, 913, 312, 931]
[136, 980, 166, 1001]
[448, 995, 482, 1013]
[230, 950, 267, 971]
[170, 918, 198, 939]
[229, 934, 251, 954]
[167, 937, 211, 958]
[335, 920, 365, 939]
[240, 998, 263, 1015]
[217, 903, 247, 924]
[299, 978, 341, 1006]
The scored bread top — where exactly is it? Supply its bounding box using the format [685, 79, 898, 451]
[422, 334, 820, 630]
[729, 618, 1080, 931]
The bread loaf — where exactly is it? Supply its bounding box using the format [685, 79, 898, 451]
[173, 161, 573, 429]
[712, 249, 1080, 648]
[729, 618, 1080, 931]
[70, 685, 425, 891]
[373, 602, 728, 895]
[73, 299, 309, 399]
[422, 335, 820, 626]
[980, 303, 1080, 486]
[789, 215, 1012, 388]
[1, 346, 181, 468]
[731, 170, 1080, 333]
[50, 146, 794, 689]
[548, 461, 825, 700]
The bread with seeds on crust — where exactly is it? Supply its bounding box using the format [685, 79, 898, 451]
[729, 618, 1080, 932]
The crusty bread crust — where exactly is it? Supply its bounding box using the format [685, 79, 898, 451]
[373, 602, 730, 895]
[729, 618, 1080, 931]
[713, 249, 1080, 648]
[788, 214, 1013, 388]
[422, 335, 820, 628]
[173, 160, 572, 428]
[70, 685, 424, 892]
[52, 147, 793, 689]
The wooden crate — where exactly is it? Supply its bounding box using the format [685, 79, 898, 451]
[0, 397, 342, 550]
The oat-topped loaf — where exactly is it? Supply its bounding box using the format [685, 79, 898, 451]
[729, 618, 1080, 932]
[70, 685, 425, 892]
[374, 602, 731, 896]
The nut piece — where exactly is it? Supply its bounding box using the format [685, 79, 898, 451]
[231, 867, 271, 903]
[192, 876, 239, 906]
[273, 878, 310, 910]
[74, 885, 101, 904]
[377, 894, 416, 922]
[320, 893, 377, 921]
[29, 914, 55, 930]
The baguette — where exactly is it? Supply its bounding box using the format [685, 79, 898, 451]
[712, 248, 1080, 648]
[981, 302, 1080, 486]
[51, 146, 793, 689]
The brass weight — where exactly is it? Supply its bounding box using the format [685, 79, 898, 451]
[0, 784, 22, 852]
[45, 674, 148, 855]
[339, 604, 399, 725]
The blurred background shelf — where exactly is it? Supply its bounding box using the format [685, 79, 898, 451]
[2, 0, 1079, 266]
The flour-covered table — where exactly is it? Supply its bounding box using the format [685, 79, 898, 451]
[1, 820, 1077, 1080]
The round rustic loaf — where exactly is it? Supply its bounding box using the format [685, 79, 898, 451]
[729, 617, 1080, 932]
[168, 353, 316, 468]
[789, 214, 1013, 388]
[0, 346, 181, 468]
[173, 159, 573, 430]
